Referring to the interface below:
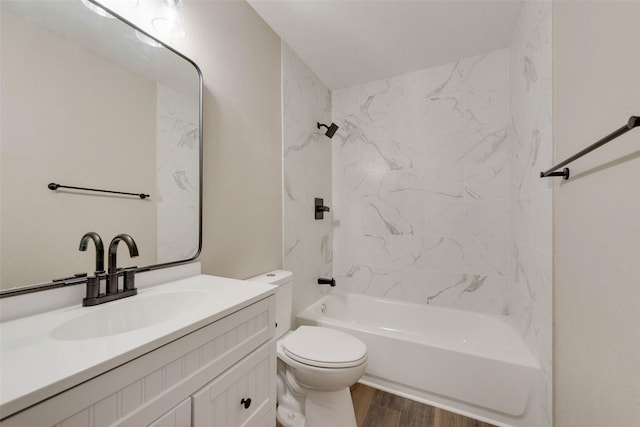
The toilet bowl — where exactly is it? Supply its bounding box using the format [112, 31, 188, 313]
[248, 270, 368, 427]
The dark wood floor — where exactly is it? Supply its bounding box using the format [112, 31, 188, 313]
[276, 383, 496, 427]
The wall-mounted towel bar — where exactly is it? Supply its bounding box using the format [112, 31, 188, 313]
[48, 183, 150, 199]
[540, 115, 639, 180]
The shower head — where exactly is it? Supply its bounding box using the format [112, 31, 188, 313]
[317, 122, 339, 139]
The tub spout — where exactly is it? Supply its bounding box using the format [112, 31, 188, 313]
[317, 278, 336, 287]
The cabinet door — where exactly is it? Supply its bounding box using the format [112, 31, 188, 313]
[254, 408, 276, 427]
[148, 398, 191, 427]
[192, 341, 276, 427]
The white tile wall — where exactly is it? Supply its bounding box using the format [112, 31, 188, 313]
[332, 49, 511, 315]
[509, 2, 553, 425]
[156, 84, 200, 263]
[282, 43, 333, 320]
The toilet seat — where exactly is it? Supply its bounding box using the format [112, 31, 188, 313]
[282, 326, 367, 368]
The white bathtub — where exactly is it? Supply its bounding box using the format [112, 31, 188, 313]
[296, 291, 541, 427]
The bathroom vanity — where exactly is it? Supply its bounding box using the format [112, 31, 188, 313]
[0, 2, 277, 425]
[0, 275, 277, 427]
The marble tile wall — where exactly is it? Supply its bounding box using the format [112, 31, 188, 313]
[508, 2, 553, 426]
[156, 83, 200, 263]
[332, 49, 511, 316]
[282, 43, 333, 321]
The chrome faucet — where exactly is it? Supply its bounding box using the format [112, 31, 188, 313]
[106, 234, 139, 295]
[78, 231, 105, 273]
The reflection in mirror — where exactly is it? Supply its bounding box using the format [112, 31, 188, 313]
[0, 0, 202, 293]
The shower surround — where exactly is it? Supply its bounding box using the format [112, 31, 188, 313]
[282, 2, 552, 424]
[329, 2, 552, 424]
[157, 84, 200, 264]
[332, 49, 511, 315]
[509, 2, 553, 424]
[282, 43, 333, 319]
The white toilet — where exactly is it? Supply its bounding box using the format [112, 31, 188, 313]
[249, 270, 367, 427]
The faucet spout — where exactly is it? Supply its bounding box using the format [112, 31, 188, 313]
[79, 232, 104, 272]
[106, 234, 139, 294]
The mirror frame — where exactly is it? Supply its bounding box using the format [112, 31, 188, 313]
[0, 0, 203, 298]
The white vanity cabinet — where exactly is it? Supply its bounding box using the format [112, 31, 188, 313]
[0, 295, 276, 427]
[192, 341, 275, 426]
[148, 398, 191, 427]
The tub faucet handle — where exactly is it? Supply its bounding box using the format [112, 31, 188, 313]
[315, 198, 331, 220]
[318, 277, 336, 287]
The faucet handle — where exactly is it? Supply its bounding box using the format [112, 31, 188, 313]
[82, 272, 105, 306]
[123, 267, 137, 292]
[85, 276, 100, 299]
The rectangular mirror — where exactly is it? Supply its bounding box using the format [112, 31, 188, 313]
[0, 0, 202, 293]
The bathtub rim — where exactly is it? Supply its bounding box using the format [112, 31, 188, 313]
[297, 290, 540, 370]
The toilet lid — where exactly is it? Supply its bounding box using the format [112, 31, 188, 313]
[282, 326, 367, 368]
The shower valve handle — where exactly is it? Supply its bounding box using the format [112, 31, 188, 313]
[315, 198, 330, 220]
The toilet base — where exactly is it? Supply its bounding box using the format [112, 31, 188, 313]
[276, 387, 357, 427]
[305, 388, 357, 427]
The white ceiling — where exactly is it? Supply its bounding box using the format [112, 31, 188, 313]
[248, 0, 524, 90]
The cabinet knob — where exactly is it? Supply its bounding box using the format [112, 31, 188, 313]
[240, 397, 252, 409]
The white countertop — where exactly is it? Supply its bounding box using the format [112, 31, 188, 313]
[0, 275, 275, 419]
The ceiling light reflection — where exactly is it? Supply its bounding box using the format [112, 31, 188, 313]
[81, 0, 115, 19]
[135, 30, 163, 48]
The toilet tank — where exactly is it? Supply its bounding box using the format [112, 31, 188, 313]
[247, 270, 293, 339]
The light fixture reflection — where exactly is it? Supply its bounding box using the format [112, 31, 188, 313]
[135, 30, 163, 48]
[81, 0, 139, 18]
[152, 17, 185, 39]
[81, 0, 115, 18]
[82, 0, 186, 46]
[151, 0, 185, 39]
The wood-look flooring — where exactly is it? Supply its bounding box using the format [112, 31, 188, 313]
[276, 383, 496, 427]
[350, 383, 496, 427]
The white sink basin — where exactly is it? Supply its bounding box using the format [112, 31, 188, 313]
[50, 290, 209, 340]
[1, 274, 276, 418]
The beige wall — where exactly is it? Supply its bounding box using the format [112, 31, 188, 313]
[172, 1, 283, 279]
[1, 10, 157, 287]
[554, 1, 640, 425]
[1, 0, 282, 288]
